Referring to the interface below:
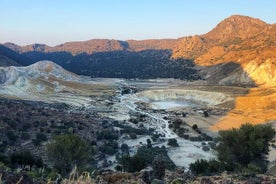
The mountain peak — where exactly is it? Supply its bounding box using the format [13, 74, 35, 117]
[204, 15, 268, 41]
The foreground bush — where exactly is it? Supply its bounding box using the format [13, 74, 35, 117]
[190, 123, 275, 175]
[47, 134, 92, 175]
[216, 123, 275, 172]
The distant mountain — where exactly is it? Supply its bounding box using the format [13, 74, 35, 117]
[3, 15, 276, 86]
[4, 39, 178, 55]
[0, 45, 23, 66]
[173, 15, 276, 65]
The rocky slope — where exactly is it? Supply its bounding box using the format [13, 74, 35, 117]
[172, 15, 276, 86]
[0, 61, 116, 107]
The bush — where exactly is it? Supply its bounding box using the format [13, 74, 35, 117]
[216, 123, 275, 172]
[99, 140, 118, 155]
[202, 146, 210, 151]
[203, 111, 209, 117]
[121, 143, 129, 153]
[129, 132, 137, 139]
[97, 129, 119, 140]
[136, 146, 175, 170]
[119, 155, 147, 172]
[115, 165, 123, 171]
[47, 134, 92, 175]
[10, 150, 43, 171]
[191, 124, 276, 175]
[189, 159, 222, 175]
[167, 139, 178, 147]
[152, 156, 165, 180]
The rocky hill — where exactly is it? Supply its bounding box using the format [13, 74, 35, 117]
[2, 15, 276, 86]
[0, 61, 105, 106]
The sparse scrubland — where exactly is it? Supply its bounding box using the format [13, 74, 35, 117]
[0, 97, 275, 183]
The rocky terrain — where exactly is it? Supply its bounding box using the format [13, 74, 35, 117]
[0, 14, 276, 183]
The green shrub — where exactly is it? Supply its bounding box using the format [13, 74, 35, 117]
[129, 132, 137, 139]
[47, 134, 92, 175]
[119, 155, 147, 172]
[216, 123, 275, 172]
[190, 124, 276, 175]
[167, 139, 178, 147]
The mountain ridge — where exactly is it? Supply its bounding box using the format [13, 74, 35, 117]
[2, 14, 276, 86]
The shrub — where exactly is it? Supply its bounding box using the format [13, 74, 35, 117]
[121, 143, 129, 153]
[119, 155, 147, 172]
[9, 150, 43, 171]
[99, 140, 118, 155]
[216, 123, 275, 172]
[115, 165, 123, 171]
[152, 155, 165, 180]
[189, 159, 222, 175]
[47, 134, 92, 175]
[202, 146, 210, 151]
[203, 111, 209, 117]
[189, 159, 209, 175]
[136, 146, 175, 170]
[167, 138, 179, 147]
[96, 129, 118, 140]
[191, 124, 276, 175]
[129, 132, 137, 139]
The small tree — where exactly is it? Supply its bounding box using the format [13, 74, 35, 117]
[46, 134, 91, 175]
[216, 123, 275, 172]
[190, 123, 275, 175]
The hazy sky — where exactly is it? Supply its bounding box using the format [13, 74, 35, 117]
[1, 0, 276, 46]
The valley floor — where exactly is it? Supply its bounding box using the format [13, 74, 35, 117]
[0, 77, 276, 174]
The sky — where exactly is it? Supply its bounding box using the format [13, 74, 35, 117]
[1, 0, 276, 46]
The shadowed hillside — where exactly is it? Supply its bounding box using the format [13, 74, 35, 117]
[0, 45, 24, 66]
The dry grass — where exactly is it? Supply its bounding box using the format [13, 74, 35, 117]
[60, 167, 95, 184]
[56, 166, 137, 184]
